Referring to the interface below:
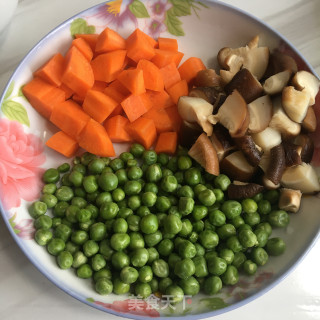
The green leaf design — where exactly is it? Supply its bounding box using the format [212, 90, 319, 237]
[18, 85, 26, 98]
[4, 81, 14, 100]
[70, 18, 96, 37]
[129, 0, 150, 18]
[200, 297, 229, 310]
[1, 100, 30, 127]
[170, 0, 191, 16]
[86, 297, 95, 303]
[165, 9, 185, 36]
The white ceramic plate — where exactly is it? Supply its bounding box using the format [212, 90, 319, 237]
[0, 1, 319, 319]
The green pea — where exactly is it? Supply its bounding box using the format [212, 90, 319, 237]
[212, 188, 224, 202]
[35, 229, 53, 246]
[178, 240, 196, 259]
[241, 198, 258, 214]
[268, 210, 290, 228]
[53, 201, 68, 217]
[192, 220, 204, 233]
[42, 183, 57, 195]
[34, 215, 52, 230]
[88, 222, 106, 241]
[57, 251, 73, 269]
[149, 278, 159, 293]
[99, 239, 114, 261]
[65, 205, 79, 224]
[152, 259, 169, 278]
[207, 256, 227, 276]
[118, 207, 133, 219]
[177, 155, 192, 170]
[29, 201, 47, 219]
[221, 200, 242, 219]
[80, 152, 96, 166]
[219, 248, 234, 265]
[100, 202, 119, 220]
[115, 169, 128, 186]
[157, 239, 174, 257]
[163, 214, 182, 235]
[158, 277, 172, 293]
[221, 265, 239, 285]
[110, 233, 130, 251]
[264, 189, 280, 204]
[238, 229, 258, 248]
[76, 208, 91, 223]
[177, 185, 194, 198]
[214, 174, 231, 191]
[47, 238, 65, 256]
[71, 230, 89, 245]
[144, 230, 163, 247]
[243, 211, 261, 226]
[216, 224, 236, 240]
[72, 251, 88, 269]
[111, 251, 130, 270]
[127, 215, 141, 232]
[255, 222, 273, 237]
[120, 266, 139, 284]
[208, 209, 226, 227]
[95, 278, 113, 295]
[165, 285, 184, 304]
[184, 167, 201, 186]
[254, 228, 269, 248]
[43, 168, 60, 183]
[147, 248, 159, 265]
[174, 258, 195, 279]
[251, 247, 268, 266]
[193, 256, 208, 278]
[144, 182, 158, 193]
[161, 175, 178, 193]
[143, 150, 157, 165]
[199, 230, 219, 250]
[65, 241, 79, 255]
[156, 196, 171, 212]
[174, 171, 184, 184]
[139, 265, 153, 283]
[131, 248, 149, 267]
[243, 259, 257, 275]
[52, 217, 62, 229]
[192, 205, 208, 221]
[178, 197, 194, 216]
[93, 268, 112, 281]
[83, 240, 99, 257]
[98, 172, 118, 192]
[258, 199, 272, 215]
[230, 215, 245, 229]
[57, 163, 70, 173]
[226, 236, 243, 253]
[141, 192, 157, 207]
[232, 252, 247, 269]
[145, 164, 162, 182]
[68, 170, 83, 187]
[140, 214, 159, 234]
[112, 218, 128, 234]
[203, 276, 222, 295]
[178, 219, 193, 237]
[54, 224, 72, 242]
[61, 173, 72, 186]
[55, 186, 74, 202]
[130, 143, 145, 158]
[77, 264, 93, 279]
[179, 276, 200, 296]
[265, 237, 286, 256]
[124, 180, 142, 195]
[135, 282, 152, 298]
[81, 175, 98, 194]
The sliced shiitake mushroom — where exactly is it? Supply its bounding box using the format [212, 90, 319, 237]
[278, 188, 302, 213]
[281, 162, 320, 194]
[188, 133, 219, 176]
[224, 68, 263, 103]
[208, 89, 249, 137]
[234, 135, 262, 167]
[262, 176, 281, 190]
[195, 69, 222, 88]
[293, 134, 314, 163]
[247, 95, 273, 133]
[263, 70, 291, 95]
[282, 141, 302, 167]
[265, 143, 286, 185]
[227, 181, 264, 199]
[220, 150, 257, 182]
[177, 96, 213, 136]
[301, 106, 317, 133]
[179, 121, 203, 149]
[264, 51, 298, 78]
[210, 123, 236, 161]
[189, 86, 221, 106]
[251, 127, 282, 154]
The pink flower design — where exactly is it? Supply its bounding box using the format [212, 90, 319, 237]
[147, 0, 171, 20]
[93, 298, 160, 317]
[0, 118, 46, 211]
[144, 18, 167, 38]
[9, 212, 35, 240]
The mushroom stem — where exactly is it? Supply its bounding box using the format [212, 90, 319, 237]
[266, 143, 286, 185]
[227, 181, 264, 199]
[278, 188, 302, 213]
[234, 135, 262, 167]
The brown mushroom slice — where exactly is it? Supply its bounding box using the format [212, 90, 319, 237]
[251, 127, 282, 154]
[247, 35, 260, 49]
[224, 68, 263, 103]
[266, 144, 286, 185]
[220, 150, 257, 182]
[217, 47, 234, 69]
[177, 96, 213, 136]
[258, 153, 270, 172]
[282, 141, 302, 167]
[278, 188, 302, 213]
[262, 176, 281, 190]
[220, 54, 243, 84]
[264, 51, 298, 78]
[281, 162, 320, 194]
[189, 87, 221, 106]
[208, 90, 249, 137]
[292, 71, 320, 106]
[282, 86, 311, 123]
[302, 106, 317, 133]
[247, 95, 273, 133]
[210, 124, 236, 161]
[195, 69, 222, 88]
[179, 121, 203, 149]
[269, 96, 301, 139]
[293, 134, 314, 163]
[228, 181, 264, 199]
[263, 70, 291, 95]
[234, 135, 262, 167]
[188, 133, 219, 176]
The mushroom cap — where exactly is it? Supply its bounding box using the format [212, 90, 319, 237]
[301, 106, 317, 133]
[227, 181, 264, 199]
[195, 69, 222, 88]
[264, 51, 298, 78]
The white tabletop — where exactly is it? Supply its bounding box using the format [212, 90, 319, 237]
[0, 1, 320, 319]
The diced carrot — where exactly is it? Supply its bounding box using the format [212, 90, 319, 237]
[155, 131, 178, 155]
[34, 53, 65, 87]
[126, 29, 156, 63]
[22, 77, 65, 119]
[83, 89, 118, 123]
[46, 131, 78, 157]
[126, 117, 157, 149]
[104, 86, 126, 104]
[91, 50, 127, 82]
[71, 38, 93, 61]
[137, 59, 164, 92]
[151, 49, 182, 68]
[61, 46, 94, 98]
[95, 27, 126, 53]
[59, 83, 74, 99]
[121, 93, 151, 122]
[50, 100, 90, 140]
[117, 69, 146, 95]
[178, 57, 206, 84]
[92, 81, 107, 92]
[78, 118, 115, 157]
[158, 38, 178, 52]
[75, 34, 99, 51]
[108, 104, 124, 118]
[166, 79, 189, 105]
[104, 115, 132, 143]
[72, 94, 84, 104]
[108, 79, 131, 96]
[173, 52, 184, 67]
[165, 105, 182, 132]
[160, 62, 181, 90]
[142, 107, 174, 133]
[145, 90, 173, 110]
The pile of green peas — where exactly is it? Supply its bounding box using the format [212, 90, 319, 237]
[30, 143, 288, 303]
